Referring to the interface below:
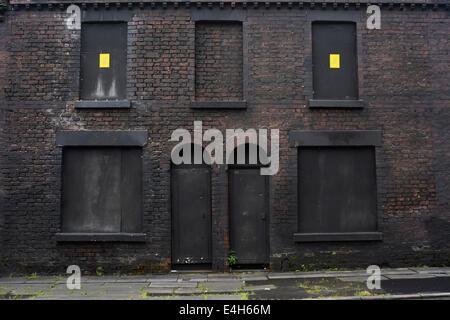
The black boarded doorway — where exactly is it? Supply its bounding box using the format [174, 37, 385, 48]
[229, 168, 269, 267]
[171, 164, 212, 270]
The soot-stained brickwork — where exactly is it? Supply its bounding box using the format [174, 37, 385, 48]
[195, 21, 244, 102]
[0, 2, 449, 274]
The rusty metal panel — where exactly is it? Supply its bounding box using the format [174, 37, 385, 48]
[312, 22, 358, 100]
[172, 167, 211, 265]
[229, 169, 269, 264]
[61, 147, 142, 233]
[80, 22, 127, 100]
[298, 147, 377, 233]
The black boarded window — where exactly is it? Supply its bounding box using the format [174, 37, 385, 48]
[80, 23, 127, 100]
[312, 22, 358, 100]
[298, 147, 377, 233]
[61, 147, 142, 233]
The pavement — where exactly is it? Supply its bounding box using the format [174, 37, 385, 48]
[1, 267, 450, 300]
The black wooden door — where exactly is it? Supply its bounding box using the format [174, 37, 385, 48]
[229, 168, 269, 264]
[172, 167, 211, 265]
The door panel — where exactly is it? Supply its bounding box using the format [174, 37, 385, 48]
[172, 167, 211, 265]
[229, 169, 269, 264]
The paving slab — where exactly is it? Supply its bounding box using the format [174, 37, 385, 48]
[384, 273, 436, 280]
[178, 275, 208, 282]
[206, 295, 244, 300]
[338, 275, 389, 282]
[267, 273, 338, 280]
[235, 271, 269, 277]
[270, 271, 371, 279]
[174, 287, 204, 294]
[325, 271, 368, 277]
[141, 294, 244, 300]
[43, 283, 66, 293]
[21, 277, 63, 284]
[146, 296, 203, 300]
[244, 284, 277, 291]
[363, 295, 409, 300]
[240, 275, 269, 281]
[33, 295, 91, 300]
[149, 281, 197, 288]
[203, 279, 245, 288]
[420, 292, 450, 299]
[45, 284, 79, 293]
[0, 278, 28, 284]
[143, 287, 175, 295]
[4, 283, 50, 293]
[409, 268, 450, 274]
[267, 273, 303, 280]
[115, 277, 149, 283]
[148, 278, 178, 283]
[82, 276, 118, 283]
[207, 274, 240, 281]
[416, 272, 450, 278]
[201, 281, 244, 293]
[100, 283, 147, 292]
[381, 268, 418, 275]
[78, 283, 108, 290]
[148, 274, 180, 279]
[432, 273, 450, 277]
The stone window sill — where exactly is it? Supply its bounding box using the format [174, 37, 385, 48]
[190, 101, 247, 109]
[74, 100, 131, 109]
[308, 99, 363, 109]
[55, 233, 146, 242]
[294, 232, 382, 242]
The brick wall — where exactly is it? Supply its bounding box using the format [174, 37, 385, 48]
[0, 13, 8, 269]
[0, 3, 449, 274]
[195, 21, 243, 102]
[129, 11, 194, 102]
[5, 11, 77, 104]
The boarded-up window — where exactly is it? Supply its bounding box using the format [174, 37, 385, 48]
[61, 147, 142, 233]
[298, 147, 377, 233]
[312, 22, 358, 100]
[80, 23, 127, 100]
[195, 22, 243, 102]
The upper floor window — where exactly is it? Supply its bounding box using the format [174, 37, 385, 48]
[80, 22, 127, 100]
[312, 22, 358, 101]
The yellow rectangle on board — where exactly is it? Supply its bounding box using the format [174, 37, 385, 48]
[329, 54, 340, 69]
[99, 53, 110, 68]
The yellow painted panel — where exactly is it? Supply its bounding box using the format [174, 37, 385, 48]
[99, 53, 110, 68]
[329, 54, 340, 69]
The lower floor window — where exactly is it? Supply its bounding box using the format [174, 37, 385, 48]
[61, 147, 142, 233]
[298, 146, 378, 234]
